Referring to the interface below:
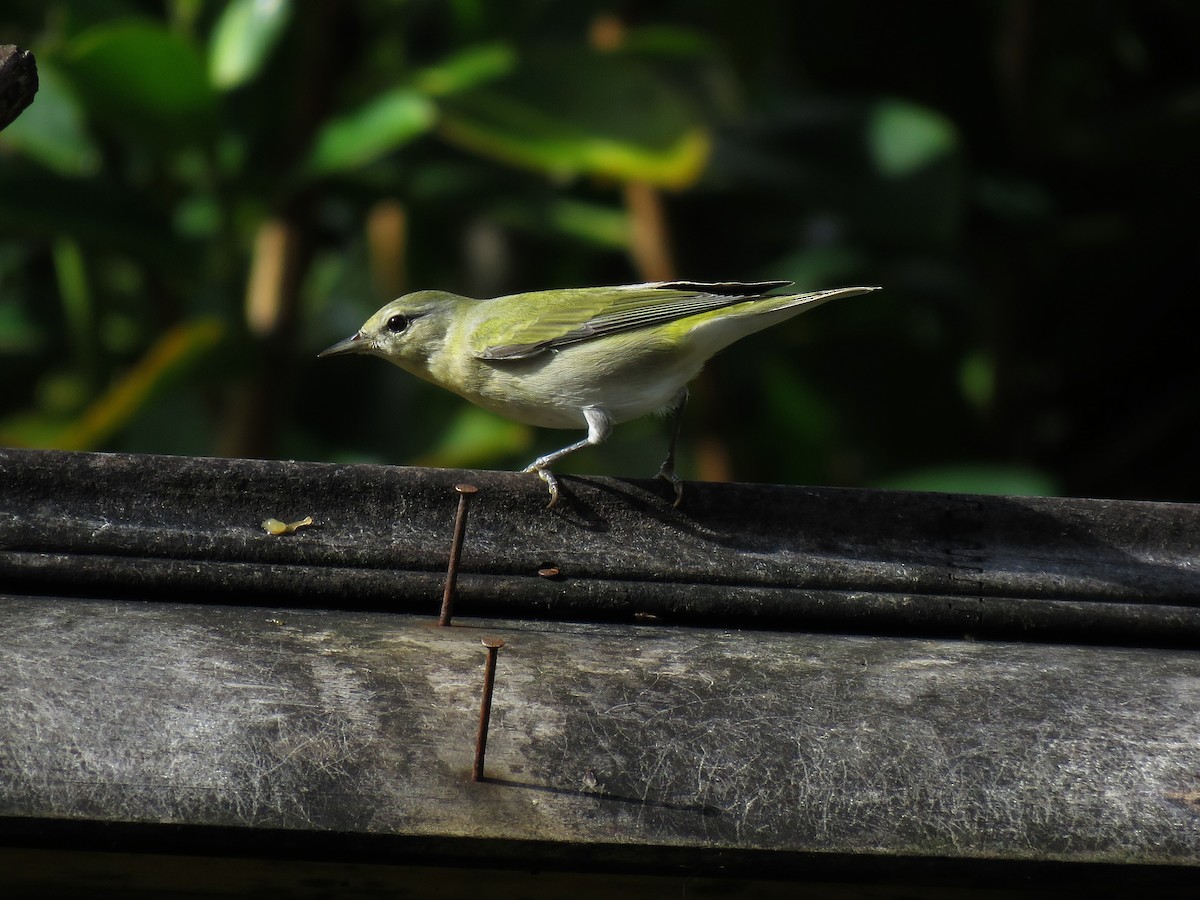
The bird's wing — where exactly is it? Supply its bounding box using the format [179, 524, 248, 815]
[474, 281, 792, 361]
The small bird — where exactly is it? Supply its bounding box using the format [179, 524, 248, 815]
[320, 280, 879, 507]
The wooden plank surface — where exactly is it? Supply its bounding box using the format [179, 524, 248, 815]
[2, 596, 1199, 872]
[3, 448, 1200, 888]
[2, 448, 1199, 643]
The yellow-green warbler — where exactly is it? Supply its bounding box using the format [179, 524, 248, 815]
[320, 280, 879, 507]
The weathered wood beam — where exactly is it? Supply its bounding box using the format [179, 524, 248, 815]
[2, 598, 1199, 880]
[2, 448, 1198, 643]
[2, 448, 1200, 890]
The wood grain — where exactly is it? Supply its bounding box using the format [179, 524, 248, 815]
[2, 599, 1199, 871]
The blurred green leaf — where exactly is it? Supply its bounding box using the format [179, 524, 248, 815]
[877, 465, 1060, 497]
[756, 356, 839, 480]
[412, 404, 532, 469]
[620, 25, 713, 57]
[0, 63, 99, 176]
[545, 198, 630, 247]
[958, 350, 995, 412]
[51, 238, 95, 379]
[35, 371, 88, 416]
[305, 88, 436, 175]
[0, 297, 43, 354]
[173, 192, 222, 238]
[858, 99, 963, 245]
[58, 20, 217, 147]
[440, 48, 711, 188]
[495, 197, 630, 248]
[0, 318, 224, 451]
[0, 372, 91, 447]
[868, 99, 957, 178]
[209, 0, 292, 90]
[413, 42, 516, 97]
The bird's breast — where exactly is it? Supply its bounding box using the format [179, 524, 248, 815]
[449, 332, 706, 429]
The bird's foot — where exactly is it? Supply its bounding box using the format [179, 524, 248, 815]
[522, 463, 560, 508]
[655, 461, 684, 508]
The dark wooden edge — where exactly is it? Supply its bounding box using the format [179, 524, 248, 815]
[3, 817, 1198, 892]
[2, 448, 1198, 645]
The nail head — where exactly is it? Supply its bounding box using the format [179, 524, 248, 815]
[455, 483, 479, 495]
[481, 637, 505, 650]
[537, 566, 560, 578]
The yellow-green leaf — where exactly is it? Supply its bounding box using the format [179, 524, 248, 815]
[209, 0, 293, 90]
[412, 42, 516, 97]
[0, 319, 224, 451]
[305, 88, 436, 175]
[439, 48, 710, 189]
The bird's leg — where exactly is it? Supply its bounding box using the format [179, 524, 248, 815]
[522, 407, 613, 508]
[655, 387, 689, 507]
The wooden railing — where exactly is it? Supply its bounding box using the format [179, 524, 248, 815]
[2, 448, 1199, 895]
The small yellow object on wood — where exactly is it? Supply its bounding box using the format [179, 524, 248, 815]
[261, 515, 314, 536]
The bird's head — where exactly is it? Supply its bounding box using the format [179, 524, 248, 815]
[318, 290, 467, 372]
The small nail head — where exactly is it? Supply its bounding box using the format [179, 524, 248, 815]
[481, 637, 505, 650]
[537, 567, 560, 578]
[455, 483, 479, 495]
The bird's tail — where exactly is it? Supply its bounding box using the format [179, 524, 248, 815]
[763, 285, 881, 316]
[689, 285, 881, 357]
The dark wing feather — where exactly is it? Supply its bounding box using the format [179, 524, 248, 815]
[477, 281, 792, 361]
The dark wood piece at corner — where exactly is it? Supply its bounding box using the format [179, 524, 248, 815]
[0, 45, 38, 133]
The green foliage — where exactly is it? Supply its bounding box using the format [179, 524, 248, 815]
[0, 319, 223, 450]
[0, 64, 99, 175]
[305, 88, 437, 175]
[412, 42, 516, 97]
[877, 465, 1060, 498]
[58, 21, 217, 147]
[868, 100, 958, 179]
[439, 48, 711, 187]
[1, 1, 1197, 500]
[209, 0, 292, 90]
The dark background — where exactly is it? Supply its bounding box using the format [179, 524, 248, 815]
[2, 0, 1197, 501]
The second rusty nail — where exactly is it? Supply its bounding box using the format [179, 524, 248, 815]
[473, 637, 505, 782]
[438, 483, 478, 626]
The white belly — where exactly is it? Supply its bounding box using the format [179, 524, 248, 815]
[463, 333, 704, 430]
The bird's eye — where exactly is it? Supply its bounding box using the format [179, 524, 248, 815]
[385, 314, 410, 334]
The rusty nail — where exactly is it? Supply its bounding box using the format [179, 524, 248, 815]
[438, 484, 478, 626]
[537, 566, 560, 578]
[473, 637, 505, 782]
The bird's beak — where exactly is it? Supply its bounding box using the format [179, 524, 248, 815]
[318, 332, 365, 359]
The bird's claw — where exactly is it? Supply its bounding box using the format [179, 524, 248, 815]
[655, 462, 684, 508]
[523, 464, 560, 508]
